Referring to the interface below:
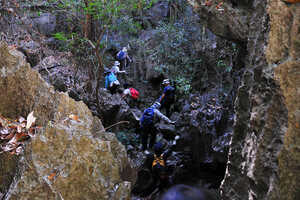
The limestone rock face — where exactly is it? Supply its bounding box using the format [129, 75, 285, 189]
[268, 2, 300, 199]
[0, 42, 135, 200]
[187, 0, 249, 42]
[188, 0, 299, 199]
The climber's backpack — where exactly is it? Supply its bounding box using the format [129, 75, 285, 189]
[129, 88, 139, 99]
[116, 51, 126, 60]
[107, 73, 118, 87]
[140, 107, 155, 126]
[152, 153, 165, 168]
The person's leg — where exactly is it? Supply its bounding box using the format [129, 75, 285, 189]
[159, 169, 169, 190]
[120, 59, 126, 71]
[134, 99, 140, 109]
[111, 85, 116, 94]
[149, 126, 157, 149]
[108, 87, 114, 94]
[125, 57, 130, 69]
[141, 127, 148, 151]
[152, 165, 161, 186]
[165, 103, 171, 118]
[160, 101, 166, 115]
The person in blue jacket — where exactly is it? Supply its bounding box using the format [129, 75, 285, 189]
[104, 69, 120, 94]
[140, 102, 175, 153]
[159, 79, 175, 117]
[116, 47, 132, 70]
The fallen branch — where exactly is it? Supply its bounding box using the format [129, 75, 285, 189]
[104, 121, 130, 131]
[87, 40, 96, 49]
[38, 64, 62, 72]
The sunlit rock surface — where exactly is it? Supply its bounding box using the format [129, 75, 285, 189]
[0, 42, 135, 200]
[189, 0, 299, 199]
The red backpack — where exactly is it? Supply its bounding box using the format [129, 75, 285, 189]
[129, 88, 139, 99]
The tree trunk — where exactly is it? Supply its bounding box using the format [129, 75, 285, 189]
[83, 0, 92, 39]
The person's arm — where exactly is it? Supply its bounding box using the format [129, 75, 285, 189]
[118, 70, 127, 74]
[159, 86, 169, 103]
[105, 76, 108, 88]
[159, 94, 166, 103]
[122, 89, 130, 99]
[126, 54, 132, 62]
[154, 109, 173, 124]
[115, 66, 126, 74]
[121, 92, 128, 99]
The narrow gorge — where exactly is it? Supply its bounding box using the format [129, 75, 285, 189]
[0, 0, 299, 200]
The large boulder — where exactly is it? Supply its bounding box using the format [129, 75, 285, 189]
[0, 42, 135, 200]
[32, 13, 57, 36]
[187, 0, 249, 42]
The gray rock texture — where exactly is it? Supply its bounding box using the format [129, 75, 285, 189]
[188, 0, 299, 199]
[32, 13, 56, 36]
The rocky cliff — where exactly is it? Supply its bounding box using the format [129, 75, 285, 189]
[189, 0, 299, 199]
[0, 42, 135, 200]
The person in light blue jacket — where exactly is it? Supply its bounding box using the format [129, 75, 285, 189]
[104, 69, 120, 94]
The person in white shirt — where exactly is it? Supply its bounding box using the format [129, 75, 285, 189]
[111, 61, 126, 75]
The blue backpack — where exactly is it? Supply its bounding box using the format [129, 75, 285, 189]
[108, 73, 117, 83]
[117, 51, 126, 60]
[140, 107, 155, 126]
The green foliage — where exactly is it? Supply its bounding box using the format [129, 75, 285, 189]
[174, 77, 191, 95]
[53, 0, 159, 32]
[49, 0, 162, 77]
[53, 32, 68, 41]
[217, 60, 226, 68]
[217, 60, 232, 72]
[115, 130, 139, 147]
[135, 19, 203, 96]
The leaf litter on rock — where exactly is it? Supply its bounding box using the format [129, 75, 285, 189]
[0, 112, 39, 155]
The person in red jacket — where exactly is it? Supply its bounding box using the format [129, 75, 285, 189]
[122, 83, 139, 108]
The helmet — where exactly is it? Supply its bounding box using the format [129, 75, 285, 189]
[122, 47, 127, 52]
[162, 79, 170, 85]
[152, 102, 161, 109]
[114, 61, 120, 66]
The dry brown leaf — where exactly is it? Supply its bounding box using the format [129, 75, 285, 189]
[17, 125, 22, 133]
[205, 0, 213, 6]
[26, 111, 36, 129]
[216, 2, 223, 9]
[4, 132, 15, 140]
[16, 132, 29, 142]
[69, 114, 80, 122]
[15, 146, 23, 155]
[1, 112, 39, 155]
[48, 172, 56, 181]
[19, 117, 25, 123]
